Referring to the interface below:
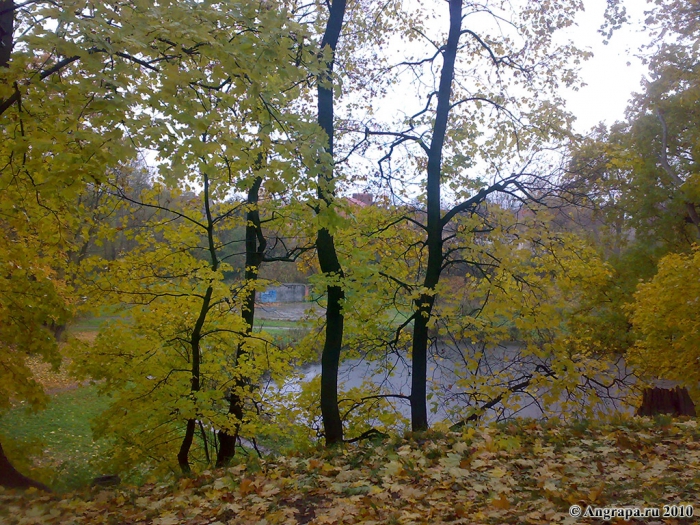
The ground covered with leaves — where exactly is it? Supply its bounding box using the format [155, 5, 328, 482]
[2, 418, 699, 524]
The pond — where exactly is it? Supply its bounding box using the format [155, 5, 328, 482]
[284, 342, 635, 427]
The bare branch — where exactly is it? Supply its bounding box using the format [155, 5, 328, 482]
[365, 128, 430, 154]
[460, 29, 500, 67]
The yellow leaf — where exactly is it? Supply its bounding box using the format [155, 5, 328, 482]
[588, 483, 605, 503]
[490, 467, 507, 478]
[492, 493, 511, 510]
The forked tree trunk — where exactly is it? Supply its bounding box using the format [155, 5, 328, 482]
[0, 440, 51, 492]
[178, 173, 217, 472]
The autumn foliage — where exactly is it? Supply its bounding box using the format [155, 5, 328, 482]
[627, 248, 700, 402]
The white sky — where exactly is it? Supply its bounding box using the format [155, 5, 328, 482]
[562, 0, 650, 133]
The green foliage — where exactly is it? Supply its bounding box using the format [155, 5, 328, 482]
[71, 186, 311, 472]
[31, 0, 331, 473]
[0, 235, 70, 410]
[300, 197, 627, 428]
[433, 209, 622, 421]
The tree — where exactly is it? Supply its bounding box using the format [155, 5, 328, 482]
[0, 0, 660, 486]
[337, 197, 625, 427]
[365, 0, 589, 431]
[0, 0, 134, 491]
[309, 0, 406, 445]
[563, 0, 700, 373]
[2, 0, 322, 477]
[1, 0, 163, 489]
[216, 126, 317, 466]
[627, 248, 700, 402]
[74, 182, 265, 473]
[68, 0, 328, 472]
[599, 0, 700, 241]
[314, 0, 348, 447]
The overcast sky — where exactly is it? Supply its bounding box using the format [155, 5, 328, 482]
[563, 0, 650, 133]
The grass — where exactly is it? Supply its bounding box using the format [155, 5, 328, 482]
[0, 385, 111, 492]
[67, 317, 113, 333]
[253, 319, 310, 348]
[255, 319, 304, 329]
[0, 312, 304, 493]
[67, 304, 134, 335]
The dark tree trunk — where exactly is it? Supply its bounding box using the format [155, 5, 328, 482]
[177, 419, 196, 474]
[0, 440, 51, 492]
[217, 176, 266, 467]
[0, 1, 13, 70]
[410, 293, 435, 432]
[409, 0, 463, 432]
[315, 0, 347, 447]
[177, 283, 211, 473]
[319, 275, 344, 444]
[0, 0, 20, 118]
[216, 387, 243, 467]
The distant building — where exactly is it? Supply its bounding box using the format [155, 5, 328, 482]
[346, 193, 374, 207]
[256, 283, 308, 303]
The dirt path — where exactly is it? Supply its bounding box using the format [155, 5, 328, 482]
[255, 302, 323, 321]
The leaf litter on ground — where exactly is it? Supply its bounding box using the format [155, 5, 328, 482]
[1, 417, 699, 524]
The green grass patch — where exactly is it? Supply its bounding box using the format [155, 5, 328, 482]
[252, 320, 309, 348]
[0, 385, 111, 492]
[67, 316, 116, 333]
[257, 327, 302, 337]
[255, 319, 303, 329]
[68, 305, 133, 334]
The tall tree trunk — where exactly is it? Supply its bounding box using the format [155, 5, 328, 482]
[319, 273, 344, 445]
[316, 0, 347, 447]
[217, 175, 266, 467]
[0, 440, 51, 492]
[410, 0, 462, 432]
